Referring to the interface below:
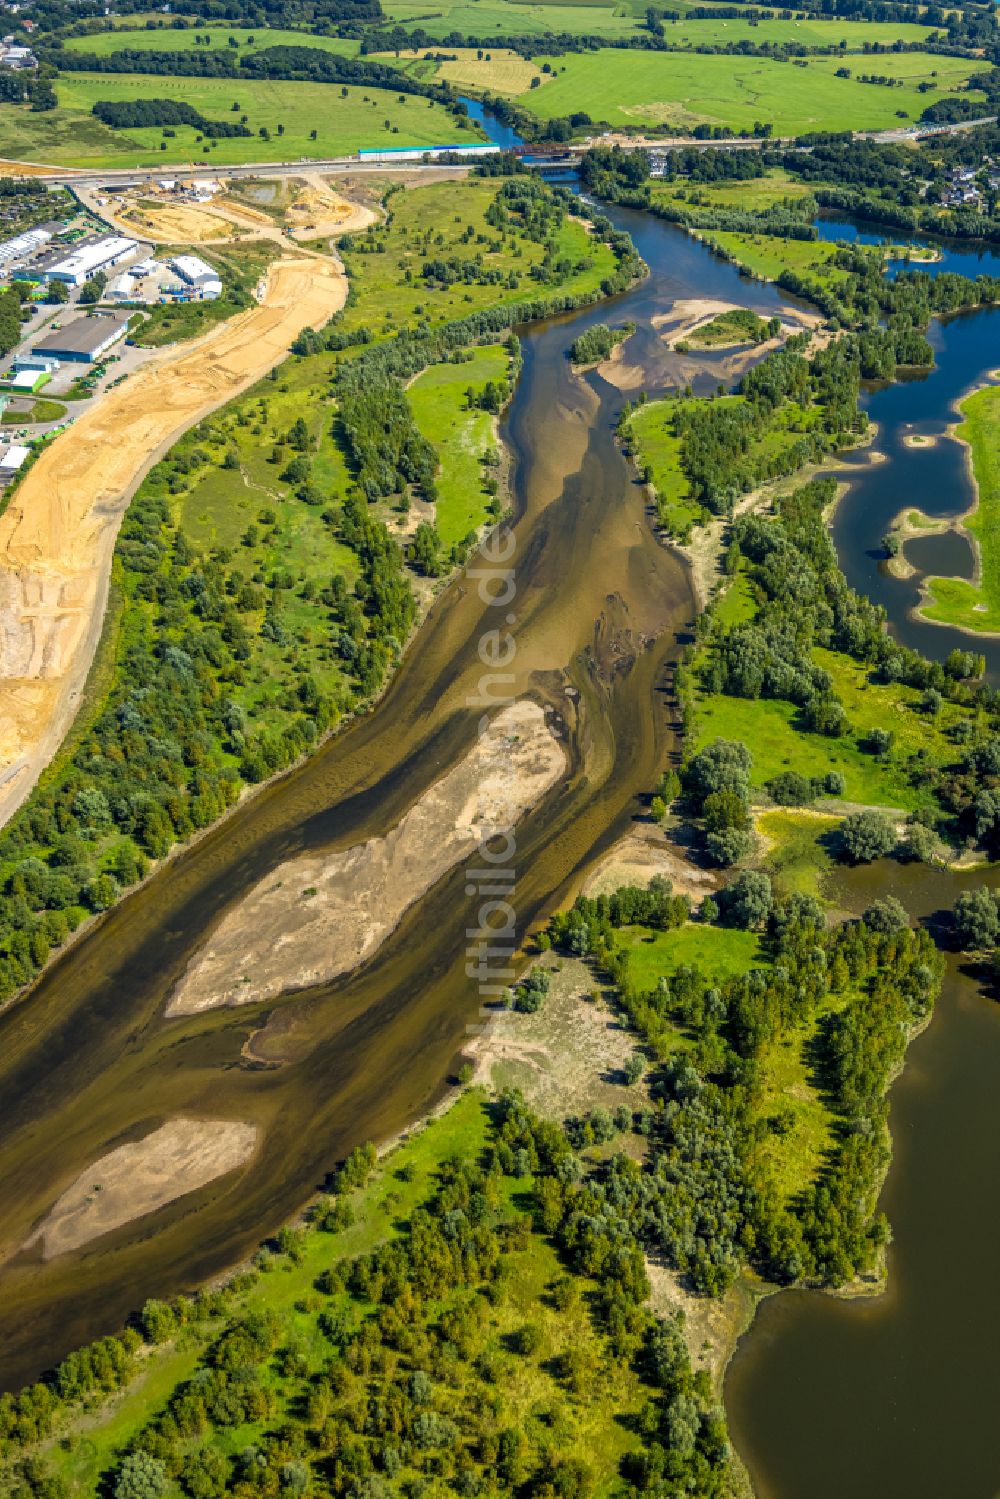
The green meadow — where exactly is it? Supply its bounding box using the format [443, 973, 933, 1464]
[519, 49, 987, 135]
[338, 178, 617, 336]
[921, 382, 1000, 633]
[63, 26, 361, 57]
[408, 344, 511, 548]
[380, 0, 641, 37]
[0, 72, 478, 168]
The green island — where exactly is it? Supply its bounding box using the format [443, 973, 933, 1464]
[919, 381, 1000, 633]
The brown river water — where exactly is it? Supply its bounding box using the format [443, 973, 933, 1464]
[1, 193, 999, 1499]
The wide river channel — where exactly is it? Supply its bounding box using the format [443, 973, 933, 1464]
[0, 144, 998, 1495]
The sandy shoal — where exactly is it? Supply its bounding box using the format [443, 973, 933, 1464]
[0, 253, 347, 830]
[168, 699, 566, 1016]
[25, 1117, 258, 1260]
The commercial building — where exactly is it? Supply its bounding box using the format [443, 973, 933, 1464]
[0, 226, 51, 268]
[6, 369, 44, 392]
[32, 313, 129, 363]
[12, 354, 59, 375]
[107, 272, 138, 303]
[169, 254, 219, 288]
[42, 235, 138, 288]
[357, 143, 500, 164]
[0, 444, 29, 474]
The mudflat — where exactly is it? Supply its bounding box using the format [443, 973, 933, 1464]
[24, 1117, 258, 1260]
[167, 699, 567, 1016]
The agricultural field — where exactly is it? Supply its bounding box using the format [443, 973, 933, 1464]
[658, 14, 937, 48]
[0, 72, 480, 168]
[408, 343, 511, 548]
[518, 49, 988, 135]
[374, 45, 548, 95]
[338, 178, 618, 336]
[921, 381, 1000, 633]
[62, 26, 362, 57]
[379, 0, 642, 38]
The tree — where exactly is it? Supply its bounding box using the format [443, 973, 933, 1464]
[682, 738, 751, 809]
[839, 810, 896, 864]
[705, 826, 752, 867]
[114, 1452, 169, 1499]
[901, 821, 940, 863]
[862, 896, 908, 933]
[952, 886, 1000, 951]
[721, 870, 772, 929]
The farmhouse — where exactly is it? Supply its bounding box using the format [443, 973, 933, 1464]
[32, 313, 129, 363]
[42, 236, 138, 288]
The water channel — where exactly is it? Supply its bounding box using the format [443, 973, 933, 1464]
[0, 123, 998, 1498]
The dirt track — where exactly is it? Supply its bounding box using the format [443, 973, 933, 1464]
[0, 254, 348, 829]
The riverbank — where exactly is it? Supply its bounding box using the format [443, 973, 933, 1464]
[915, 376, 1000, 635]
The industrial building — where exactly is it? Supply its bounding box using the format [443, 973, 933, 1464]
[357, 143, 500, 164]
[167, 254, 222, 301]
[0, 227, 51, 268]
[0, 444, 29, 474]
[106, 272, 138, 304]
[12, 354, 59, 376]
[32, 313, 129, 363]
[42, 236, 138, 288]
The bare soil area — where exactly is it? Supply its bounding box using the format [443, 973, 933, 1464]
[582, 821, 716, 902]
[467, 952, 647, 1121]
[167, 700, 567, 1016]
[0, 253, 348, 830]
[23, 1118, 258, 1261]
[118, 200, 231, 243]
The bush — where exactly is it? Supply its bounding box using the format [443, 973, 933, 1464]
[901, 821, 940, 863]
[952, 886, 1000, 951]
[114, 1452, 169, 1499]
[839, 810, 896, 864]
[705, 826, 753, 867]
[766, 771, 814, 806]
[862, 896, 908, 933]
[721, 870, 772, 929]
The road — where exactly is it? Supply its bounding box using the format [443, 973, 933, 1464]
[5, 111, 994, 186]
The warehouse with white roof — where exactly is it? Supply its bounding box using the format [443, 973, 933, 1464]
[43, 236, 138, 288]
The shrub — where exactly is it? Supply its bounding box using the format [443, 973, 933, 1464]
[721, 870, 772, 929]
[839, 810, 896, 864]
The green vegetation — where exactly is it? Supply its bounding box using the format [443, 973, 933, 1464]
[338, 178, 618, 337]
[62, 26, 362, 58]
[407, 341, 513, 552]
[1, 1091, 732, 1499]
[0, 172, 639, 1009]
[700, 229, 854, 298]
[680, 308, 774, 351]
[0, 72, 478, 168]
[921, 382, 1000, 632]
[0, 397, 66, 424]
[622, 339, 867, 540]
[380, 0, 640, 38]
[518, 50, 987, 137]
[568, 320, 633, 365]
[619, 920, 762, 989]
[650, 168, 814, 215]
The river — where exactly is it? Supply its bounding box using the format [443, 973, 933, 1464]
[2, 134, 999, 1498]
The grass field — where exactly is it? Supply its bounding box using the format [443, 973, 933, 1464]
[921, 382, 1000, 633]
[701, 228, 853, 295]
[63, 25, 361, 56]
[518, 49, 987, 134]
[408, 343, 510, 547]
[0, 72, 480, 168]
[650, 166, 814, 214]
[375, 44, 548, 95]
[379, 0, 641, 37]
[619, 921, 763, 987]
[757, 807, 839, 899]
[693, 642, 966, 811]
[660, 14, 936, 48]
[339, 178, 617, 336]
